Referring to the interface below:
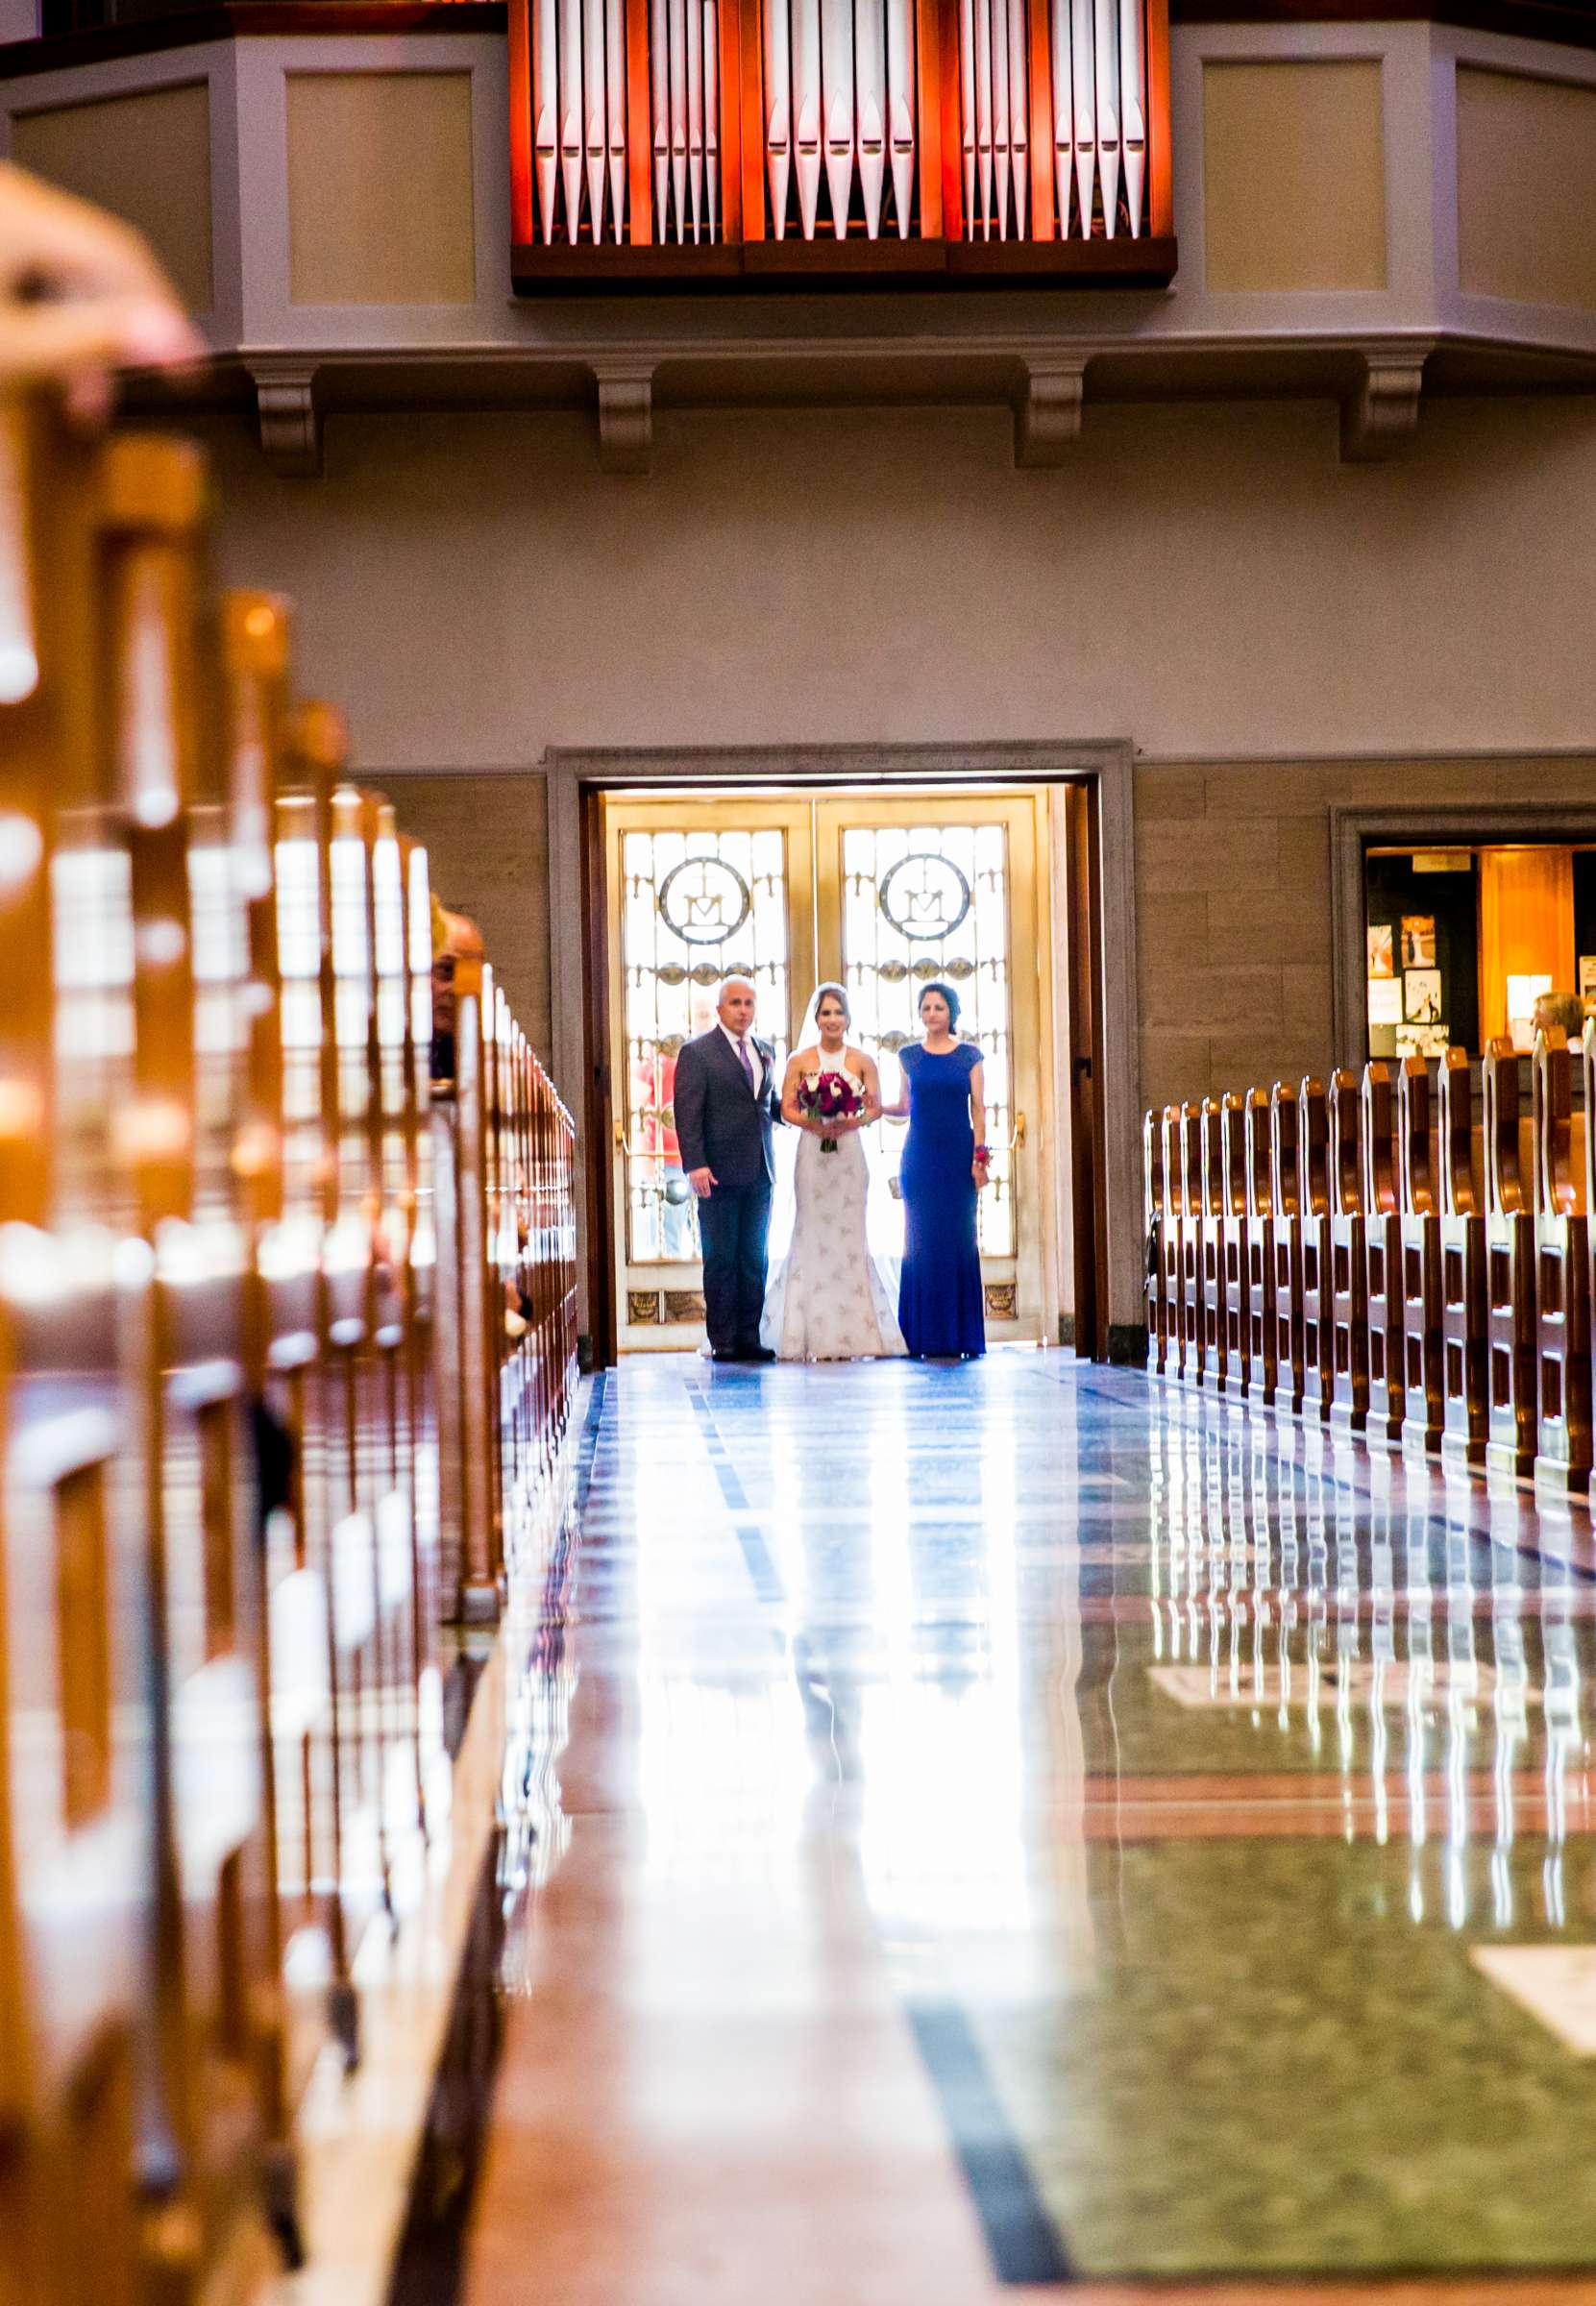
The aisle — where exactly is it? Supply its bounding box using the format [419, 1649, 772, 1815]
[461, 1353, 1596, 2303]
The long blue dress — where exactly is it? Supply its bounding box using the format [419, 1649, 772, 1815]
[897, 1040, 986, 1359]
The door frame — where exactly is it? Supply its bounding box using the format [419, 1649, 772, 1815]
[546, 742, 1140, 1366]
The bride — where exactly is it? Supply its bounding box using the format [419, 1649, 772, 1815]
[760, 983, 907, 1362]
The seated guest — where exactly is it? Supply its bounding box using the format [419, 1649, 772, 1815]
[1533, 990, 1587, 1042]
[430, 897, 485, 1088]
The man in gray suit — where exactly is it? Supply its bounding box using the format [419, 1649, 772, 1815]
[673, 975, 782, 1362]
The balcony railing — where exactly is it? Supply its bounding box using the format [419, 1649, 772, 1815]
[509, 0, 1174, 283]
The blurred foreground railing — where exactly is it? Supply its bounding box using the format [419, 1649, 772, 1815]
[0, 393, 577, 2306]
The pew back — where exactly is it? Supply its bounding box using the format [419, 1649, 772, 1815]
[0, 390, 581, 2306]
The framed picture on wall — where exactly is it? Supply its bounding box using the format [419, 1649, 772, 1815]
[1404, 968, 1442, 1023]
[1506, 971, 1554, 1051]
[1401, 916, 1436, 969]
[1367, 923, 1394, 979]
[1396, 1023, 1449, 1058]
[1368, 977, 1403, 1028]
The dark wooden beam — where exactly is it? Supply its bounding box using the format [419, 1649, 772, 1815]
[512, 232, 1178, 290]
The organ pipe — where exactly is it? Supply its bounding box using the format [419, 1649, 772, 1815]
[992, 0, 1009, 237]
[763, 0, 792, 232]
[1007, 0, 1028, 236]
[885, 0, 916, 234]
[606, 0, 627, 233]
[1118, 0, 1145, 236]
[1093, 0, 1119, 233]
[794, 0, 823, 235]
[583, 0, 608, 233]
[705, 0, 721, 237]
[521, 0, 1150, 248]
[651, 0, 670, 229]
[958, 0, 975, 233]
[560, 0, 583, 230]
[669, 0, 687, 235]
[821, 0, 855, 236]
[687, 0, 704, 236]
[533, 0, 558, 234]
[1069, 0, 1094, 237]
[856, 0, 886, 238]
[1050, 0, 1071, 233]
[974, 0, 992, 236]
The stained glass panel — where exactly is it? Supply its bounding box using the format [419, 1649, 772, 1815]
[620, 825, 792, 1263]
[840, 820, 1015, 1258]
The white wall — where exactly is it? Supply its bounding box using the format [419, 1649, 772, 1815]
[207, 393, 1596, 771]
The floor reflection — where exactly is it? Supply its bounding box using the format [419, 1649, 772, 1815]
[466, 1355, 1596, 2302]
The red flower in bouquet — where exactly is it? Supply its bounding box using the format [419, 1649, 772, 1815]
[795, 1067, 866, 1153]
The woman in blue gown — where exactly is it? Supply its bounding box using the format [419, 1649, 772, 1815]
[884, 982, 989, 1359]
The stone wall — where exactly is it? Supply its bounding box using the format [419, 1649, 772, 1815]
[381, 770, 552, 1059]
[1135, 753, 1596, 1117]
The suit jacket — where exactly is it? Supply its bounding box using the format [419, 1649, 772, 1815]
[673, 1026, 780, 1190]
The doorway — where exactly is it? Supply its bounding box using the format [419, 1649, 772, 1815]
[602, 787, 1055, 1353]
[547, 743, 1136, 1370]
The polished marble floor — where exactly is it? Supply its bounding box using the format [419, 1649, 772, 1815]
[460, 1352, 1596, 2303]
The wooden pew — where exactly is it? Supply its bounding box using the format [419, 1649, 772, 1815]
[0, 386, 583, 2305]
[363, 794, 435, 1880]
[1178, 1100, 1205, 1386]
[1327, 1067, 1368, 1437]
[99, 432, 279, 2299]
[549, 1071, 578, 1433]
[1198, 1096, 1228, 1391]
[1436, 1046, 1487, 1474]
[1160, 1104, 1185, 1380]
[1362, 1061, 1406, 1446]
[1142, 1108, 1166, 1374]
[1297, 1076, 1333, 1425]
[218, 586, 312, 2248]
[1532, 1025, 1591, 1495]
[331, 781, 424, 1925]
[1269, 1081, 1304, 1417]
[272, 700, 370, 2066]
[1482, 1036, 1537, 1483]
[1243, 1087, 1276, 1405]
[504, 1012, 544, 1509]
[1398, 1054, 1444, 1460]
[441, 926, 501, 1619]
[1218, 1091, 1248, 1396]
[398, 833, 443, 1794]
[0, 398, 149, 2306]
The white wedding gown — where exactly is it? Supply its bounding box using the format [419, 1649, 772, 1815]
[761, 1066, 907, 1362]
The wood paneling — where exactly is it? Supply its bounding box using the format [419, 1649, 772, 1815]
[1479, 845, 1575, 1044]
[286, 70, 476, 306]
[1457, 67, 1596, 310]
[1203, 58, 1386, 292]
[12, 82, 213, 311]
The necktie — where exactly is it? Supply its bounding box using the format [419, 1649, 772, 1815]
[736, 1036, 755, 1092]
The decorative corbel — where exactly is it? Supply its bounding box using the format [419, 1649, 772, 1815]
[248, 360, 322, 479]
[1013, 358, 1087, 469]
[592, 362, 654, 476]
[1339, 347, 1429, 465]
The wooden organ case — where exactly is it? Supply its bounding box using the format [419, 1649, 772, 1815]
[509, 0, 1174, 283]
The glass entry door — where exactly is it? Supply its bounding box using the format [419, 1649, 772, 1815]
[605, 790, 1050, 1351]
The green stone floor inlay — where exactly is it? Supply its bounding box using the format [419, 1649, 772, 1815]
[965, 1834, 1596, 2277]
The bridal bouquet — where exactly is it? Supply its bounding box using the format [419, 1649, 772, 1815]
[796, 1068, 866, 1154]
